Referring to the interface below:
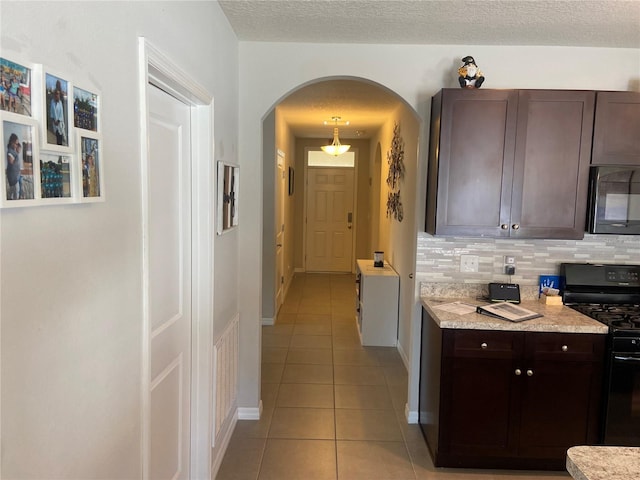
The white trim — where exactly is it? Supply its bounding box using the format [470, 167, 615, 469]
[138, 37, 214, 480]
[211, 411, 238, 479]
[405, 404, 419, 424]
[238, 400, 263, 420]
[397, 337, 410, 370]
[261, 317, 275, 326]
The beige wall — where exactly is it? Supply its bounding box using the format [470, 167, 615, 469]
[1, 1, 240, 477]
[238, 42, 640, 420]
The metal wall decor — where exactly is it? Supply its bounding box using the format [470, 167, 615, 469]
[386, 122, 404, 221]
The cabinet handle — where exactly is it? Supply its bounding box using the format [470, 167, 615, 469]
[512, 224, 520, 230]
[526, 369, 534, 376]
[562, 345, 568, 352]
[501, 224, 509, 230]
[481, 342, 488, 349]
[515, 369, 522, 376]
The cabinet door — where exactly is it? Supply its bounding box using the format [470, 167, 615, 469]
[517, 333, 605, 460]
[592, 91, 640, 166]
[511, 90, 595, 239]
[439, 330, 523, 460]
[430, 89, 518, 236]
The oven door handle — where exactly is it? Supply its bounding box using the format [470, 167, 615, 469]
[614, 355, 640, 363]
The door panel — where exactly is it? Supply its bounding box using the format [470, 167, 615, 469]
[275, 152, 285, 312]
[306, 167, 354, 272]
[148, 85, 192, 480]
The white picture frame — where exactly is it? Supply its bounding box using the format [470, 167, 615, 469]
[1, 112, 41, 207]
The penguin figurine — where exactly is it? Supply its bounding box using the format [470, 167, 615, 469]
[458, 56, 485, 88]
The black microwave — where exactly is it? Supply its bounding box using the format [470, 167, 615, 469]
[588, 166, 640, 234]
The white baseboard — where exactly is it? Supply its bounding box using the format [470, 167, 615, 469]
[396, 341, 410, 371]
[211, 410, 237, 479]
[405, 403, 418, 424]
[238, 400, 263, 420]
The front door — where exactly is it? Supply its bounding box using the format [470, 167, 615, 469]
[305, 166, 354, 272]
[147, 84, 192, 480]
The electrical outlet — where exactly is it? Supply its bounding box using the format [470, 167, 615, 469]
[504, 255, 516, 265]
[460, 255, 479, 273]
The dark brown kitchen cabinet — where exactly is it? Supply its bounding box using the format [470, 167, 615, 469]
[426, 88, 595, 239]
[419, 310, 605, 470]
[591, 91, 640, 166]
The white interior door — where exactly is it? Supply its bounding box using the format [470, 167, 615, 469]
[275, 151, 285, 311]
[148, 85, 192, 480]
[305, 166, 354, 272]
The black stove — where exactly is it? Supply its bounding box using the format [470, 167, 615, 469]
[562, 263, 640, 335]
[561, 263, 640, 447]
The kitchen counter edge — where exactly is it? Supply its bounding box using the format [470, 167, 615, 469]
[566, 446, 640, 480]
[421, 297, 608, 334]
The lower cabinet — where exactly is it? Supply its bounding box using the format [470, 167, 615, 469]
[419, 309, 605, 470]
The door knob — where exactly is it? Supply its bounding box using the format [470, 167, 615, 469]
[501, 224, 509, 230]
[512, 224, 520, 230]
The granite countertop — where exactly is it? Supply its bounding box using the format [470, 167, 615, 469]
[421, 297, 608, 334]
[566, 446, 640, 480]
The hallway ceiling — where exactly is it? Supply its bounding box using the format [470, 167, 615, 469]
[219, 0, 640, 140]
[277, 80, 404, 139]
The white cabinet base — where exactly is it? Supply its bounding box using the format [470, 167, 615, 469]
[356, 259, 399, 347]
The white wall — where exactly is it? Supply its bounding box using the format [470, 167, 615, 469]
[238, 42, 640, 415]
[0, 1, 239, 477]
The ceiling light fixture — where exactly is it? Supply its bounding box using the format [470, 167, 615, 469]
[321, 116, 351, 156]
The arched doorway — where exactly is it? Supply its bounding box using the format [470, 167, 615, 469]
[261, 76, 422, 419]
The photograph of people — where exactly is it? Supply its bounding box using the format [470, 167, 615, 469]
[81, 135, 100, 197]
[40, 153, 71, 198]
[5, 132, 21, 199]
[0, 57, 31, 116]
[3, 120, 34, 201]
[73, 86, 98, 131]
[45, 73, 69, 147]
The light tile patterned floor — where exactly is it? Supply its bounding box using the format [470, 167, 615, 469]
[215, 273, 571, 480]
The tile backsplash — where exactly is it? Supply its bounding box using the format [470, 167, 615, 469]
[416, 233, 640, 286]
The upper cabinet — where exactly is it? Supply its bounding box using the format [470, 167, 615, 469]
[592, 91, 640, 166]
[426, 89, 595, 239]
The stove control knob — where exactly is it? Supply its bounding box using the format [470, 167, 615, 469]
[515, 369, 522, 376]
[562, 345, 568, 352]
[527, 369, 534, 377]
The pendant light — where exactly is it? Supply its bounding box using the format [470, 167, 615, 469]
[321, 116, 351, 156]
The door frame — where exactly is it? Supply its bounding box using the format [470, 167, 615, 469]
[138, 38, 214, 480]
[302, 146, 359, 273]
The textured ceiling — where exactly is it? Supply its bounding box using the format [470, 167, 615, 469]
[219, 0, 640, 48]
[219, 0, 640, 139]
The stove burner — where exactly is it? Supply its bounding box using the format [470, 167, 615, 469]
[569, 303, 640, 331]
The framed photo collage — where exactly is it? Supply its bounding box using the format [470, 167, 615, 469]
[1, 56, 103, 207]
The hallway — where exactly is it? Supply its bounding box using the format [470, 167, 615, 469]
[216, 273, 570, 480]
